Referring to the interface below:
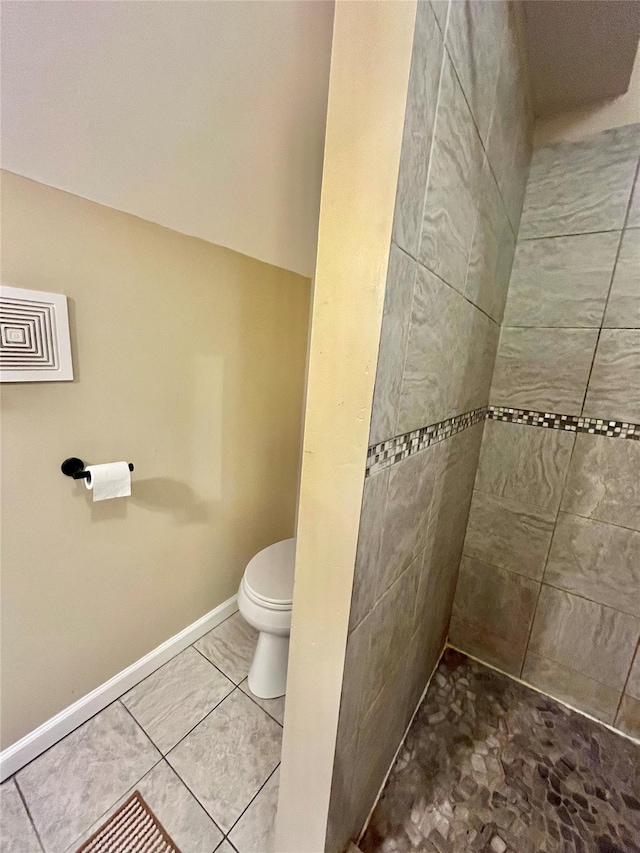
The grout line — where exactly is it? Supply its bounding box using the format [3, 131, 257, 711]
[190, 641, 243, 687]
[445, 643, 640, 747]
[225, 762, 281, 838]
[236, 681, 284, 728]
[13, 775, 47, 853]
[578, 156, 640, 418]
[614, 636, 640, 723]
[520, 227, 623, 242]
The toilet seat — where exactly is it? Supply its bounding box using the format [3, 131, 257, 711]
[243, 538, 295, 609]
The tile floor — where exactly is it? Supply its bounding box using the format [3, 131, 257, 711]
[0, 612, 285, 853]
[361, 649, 640, 853]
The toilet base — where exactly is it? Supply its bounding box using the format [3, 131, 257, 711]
[248, 631, 289, 699]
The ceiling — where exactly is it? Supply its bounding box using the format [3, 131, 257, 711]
[1, 1, 334, 277]
[523, 0, 640, 116]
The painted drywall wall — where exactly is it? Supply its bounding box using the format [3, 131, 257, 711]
[0, 171, 310, 749]
[274, 2, 417, 850]
[0, 0, 334, 277]
[534, 45, 640, 147]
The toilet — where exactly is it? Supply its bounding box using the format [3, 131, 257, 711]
[237, 537, 295, 699]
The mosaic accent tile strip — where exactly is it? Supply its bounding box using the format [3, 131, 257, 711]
[487, 406, 640, 440]
[366, 406, 640, 477]
[366, 407, 487, 476]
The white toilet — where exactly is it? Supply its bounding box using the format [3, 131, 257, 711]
[238, 537, 295, 699]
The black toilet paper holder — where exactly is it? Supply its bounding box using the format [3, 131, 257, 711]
[61, 457, 134, 480]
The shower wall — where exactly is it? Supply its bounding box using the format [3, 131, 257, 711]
[326, 2, 533, 849]
[451, 123, 640, 740]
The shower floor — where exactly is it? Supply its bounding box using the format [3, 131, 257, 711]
[361, 650, 640, 853]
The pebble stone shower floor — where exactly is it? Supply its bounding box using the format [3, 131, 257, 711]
[360, 650, 640, 853]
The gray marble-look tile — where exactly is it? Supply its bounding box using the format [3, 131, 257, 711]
[0, 778, 43, 853]
[335, 614, 371, 779]
[429, 0, 449, 32]
[16, 702, 160, 853]
[464, 156, 515, 323]
[448, 613, 527, 678]
[239, 679, 285, 727]
[583, 329, 640, 422]
[616, 694, 640, 740]
[369, 246, 416, 446]
[545, 512, 640, 618]
[628, 171, 640, 229]
[504, 231, 620, 327]
[561, 433, 640, 531]
[419, 54, 485, 293]
[463, 489, 556, 581]
[452, 555, 539, 673]
[398, 264, 498, 432]
[122, 647, 235, 754]
[350, 653, 412, 843]
[350, 467, 389, 631]
[521, 651, 620, 724]
[603, 227, 640, 329]
[519, 123, 640, 239]
[445, 0, 508, 147]
[166, 690, 281, 833]
[215, 843, 236, 853]
[362, 556, 420, 713]
[195, 612, 258, 685]
[475, 418, 574, 512]
[228, 768, 279, 853]
[376, 444, 437, 596]
[491, 327, 598, 412]
[528, 585, 640, 691]
[486, 5, 533, 233]
[392, 2, 444, 258]
[64, 760, 223, 853]
[627, 646, 640, 700]
[423, 422, 483, 587]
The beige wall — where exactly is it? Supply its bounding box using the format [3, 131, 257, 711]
[0, 171, 310, 749]
[275, 2, 417, 850]
[534, 45, 640, 147]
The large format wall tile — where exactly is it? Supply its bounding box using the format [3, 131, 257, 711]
[603, 228, 640, 329]
[486, 7, 532, 233]
[448, 614, 525, 677]
[528, 585, 639, 691]
[475, 419, 574, 511]
[583, 329, 640, 422]
[628, 174, 640, 229]
[561, 433, 640, 531]
[627, 647, 640, 700]
[377, 445, 437, 596]
[445, 0, 507, 146]
[463, 489, 556, 581]
[350, 468, 389, 630]
[369, 245, 416, 445]
[491, 327, 598, 411]
[452, 555, 538, 672]
[545, 512, 640, 618]
[521, 651, 620, 724]
[519, 124, 640, 239]
[398, 265, 498, 431]
[616, 694, 640, 739]
[362, 557, 420, 712]
[419, 55, 485, 293]
[464, 158, 516, 323]
[392, 2, 444, 258]
[503, 232, 620, 328]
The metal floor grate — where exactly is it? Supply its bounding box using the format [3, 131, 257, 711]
[76, 791, 181, 853]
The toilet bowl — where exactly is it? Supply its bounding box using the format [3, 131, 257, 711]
[237, 537, 295, 699]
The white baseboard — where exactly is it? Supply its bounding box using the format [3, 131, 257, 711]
[0, 595, 238, 781]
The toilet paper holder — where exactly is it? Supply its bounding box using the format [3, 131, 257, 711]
[61, 457, 134, 480]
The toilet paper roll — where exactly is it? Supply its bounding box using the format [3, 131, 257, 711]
[84, 462, 132, 501]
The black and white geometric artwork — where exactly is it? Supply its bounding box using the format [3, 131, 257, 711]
[0, 284, 73, 382]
